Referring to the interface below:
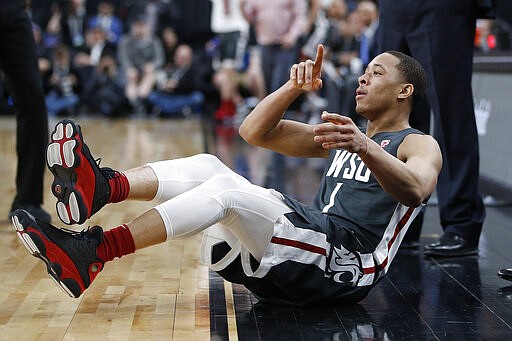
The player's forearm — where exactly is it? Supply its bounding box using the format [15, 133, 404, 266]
[361, 142, 433, 207]
[239, 80, 302, 146]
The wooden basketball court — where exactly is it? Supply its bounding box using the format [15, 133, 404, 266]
[1, 115, 512, 340]
[0, 116, 220, 340]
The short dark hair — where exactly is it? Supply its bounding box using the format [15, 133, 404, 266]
[386, 51, 427, 106]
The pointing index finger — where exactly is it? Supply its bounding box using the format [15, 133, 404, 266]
[313, 44, 324, 75]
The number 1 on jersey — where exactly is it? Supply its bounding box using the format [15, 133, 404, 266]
[322, 183, 343, 213]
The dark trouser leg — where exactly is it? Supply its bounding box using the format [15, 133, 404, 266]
[0, 8, 49, 207]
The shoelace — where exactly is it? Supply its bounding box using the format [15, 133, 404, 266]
[102, 167, 120, 180]
[59, 226, 95, 239]
[95, 157, 119, 180]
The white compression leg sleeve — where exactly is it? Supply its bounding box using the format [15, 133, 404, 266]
[147, 154, 238, 203]
[154, 173, 293, 261]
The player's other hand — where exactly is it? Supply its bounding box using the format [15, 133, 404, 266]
[313, 111, 368, 155]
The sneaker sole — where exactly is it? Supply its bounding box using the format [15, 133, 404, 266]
[47, 120, 90, 225]
[498, 272, 512, 281]
[11, 212, 83, 298]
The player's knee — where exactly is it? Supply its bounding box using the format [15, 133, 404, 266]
[208, 173, 243, 190]
[192, 153, 219, 163]
[192, 153, 224, 169]
[197, 173, 248, 205]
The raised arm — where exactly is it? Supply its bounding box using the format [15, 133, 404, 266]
[239, 45, 329, 158]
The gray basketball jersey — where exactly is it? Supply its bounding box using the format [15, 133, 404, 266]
[211, 128, 427, 305]
[318, 128, 424, 242]
[285, 128, 425, 249]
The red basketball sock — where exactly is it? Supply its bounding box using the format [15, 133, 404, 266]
[108, 171, 130, 203]
[96, 224, 136, 263]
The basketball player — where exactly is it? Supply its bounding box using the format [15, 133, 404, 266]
[11, 45, 442, 305]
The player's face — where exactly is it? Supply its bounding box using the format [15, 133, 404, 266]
[354, 53, 404, 117]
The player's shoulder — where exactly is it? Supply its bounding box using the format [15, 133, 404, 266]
[400, 131, 441, 160]
[402, 131, 438, 146]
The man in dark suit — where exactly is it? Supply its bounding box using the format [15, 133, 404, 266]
[375, 0, 496, 257]
[1, 0, 51, 223]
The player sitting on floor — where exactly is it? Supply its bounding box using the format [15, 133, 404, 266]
[11, 45, 441, 305]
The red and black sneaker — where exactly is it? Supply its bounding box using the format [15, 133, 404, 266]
[47, 119, 115, 225]
[11, 209, 104, 298]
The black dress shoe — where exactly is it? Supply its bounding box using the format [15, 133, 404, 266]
[498, 268, 512, 281]
[423, 232, 478, 257]
[8, 204, 51, 224]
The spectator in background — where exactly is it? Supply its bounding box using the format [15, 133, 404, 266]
[58, 0, 88, 50]
[376, 0, 495, 255]
[117, 14, 165, 114]
[87, 0, 124, 45]
[304, 0, 322, 44]
[72, 25, 117, 93]
[84, 24, 117, 65]
[209, 0, 250, 122]
[210, 25, 268, 175]
[324, 1, 377, 125]
[45, 44, 81, 116]
[82, 54, 129, 117]
[356, 0, 379, 68]
[125, 0, 181, 37]
[43, 1, 64, 49]
[326, 0, 349, 22]
[147, 44, 205, 116]
[241, 0, 308, 192]
[300, 0, 330, 61]
[160, 26, 179, 65]
[321, 1, 361, 118]
[236, 43, 267, 106]
[242, 0, 307, 95]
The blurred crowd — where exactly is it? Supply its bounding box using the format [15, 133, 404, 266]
[0, 0, 510, 121]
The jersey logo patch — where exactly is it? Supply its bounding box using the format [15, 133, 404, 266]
[380, 140, 390, 148]
[325, 244, 363, 285]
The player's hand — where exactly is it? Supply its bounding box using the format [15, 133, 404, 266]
[290, 44, 324, 92]
[313, 111, 369, 156]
